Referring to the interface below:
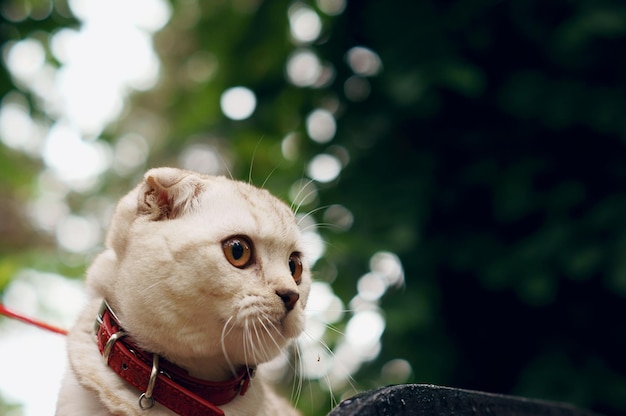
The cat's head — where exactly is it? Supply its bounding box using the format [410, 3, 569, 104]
[90, 167, 312, 372]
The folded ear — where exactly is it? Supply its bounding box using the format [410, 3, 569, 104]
[138, 167, 205, 220]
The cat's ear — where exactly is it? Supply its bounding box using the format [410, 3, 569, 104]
[138, 167, 205, 220]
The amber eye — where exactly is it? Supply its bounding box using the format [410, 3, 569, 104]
[289, 253, 303, 284]
[222, 237, 253, 268]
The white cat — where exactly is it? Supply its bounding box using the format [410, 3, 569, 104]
[56, 167, 311, 416]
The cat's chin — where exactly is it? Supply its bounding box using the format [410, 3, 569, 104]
[217, 315, 303, 366]
[231, 295, 305, 339]
[280, 313, 305, 340]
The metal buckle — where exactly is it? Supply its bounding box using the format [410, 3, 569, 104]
[102, 330, 127, 365]
[94, 300, 123, 334]
[138, 354, 160, 410]
[238, 366, 256, 396]
[94, 301, 107, 334]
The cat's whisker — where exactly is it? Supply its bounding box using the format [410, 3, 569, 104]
[290, 178, 316, 213]
[322, 323, 348, 337]
[248, 136, 265, 185]
[249, 319, 263, 365]
[255, 316, 278, 351]
[253, 311, 289, 360]
[260, 164, 281, 190]
[248, 323, 258, 364]
[217, 152, 234, 180]
[324, 372, 341, 410]
[305, 307, 356, 314]
[296, 204, 330, 225]
[223, 317, 239, 339]
[220, 316, 238, 376]
[299, 222, 339, 233]
[250, 318, 269, 363]
[242, 319, 253, 367]
[247, 311, 328, 410]
[290, 338, 305, 407]
[305, 308, 357, 331]
[253, 314, 307, 408]
[257, 315, 293, 366]
[258, 312, 287, 342]
[299, 329, 360, 401]
[292, 187, 321, 215]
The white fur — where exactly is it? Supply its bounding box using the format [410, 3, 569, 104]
[56, 168, 310, 416]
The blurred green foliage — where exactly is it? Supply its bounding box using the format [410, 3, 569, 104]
[2, 0, 626, 415]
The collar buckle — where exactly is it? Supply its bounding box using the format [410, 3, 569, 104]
[94, 300, 122, 334]
[138, 354, 160, 410]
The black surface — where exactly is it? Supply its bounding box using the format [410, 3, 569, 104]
[328, 384, 602, 416]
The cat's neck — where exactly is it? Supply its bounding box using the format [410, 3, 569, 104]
[101, 299, 249, 383]
[168, 354, 248, 382]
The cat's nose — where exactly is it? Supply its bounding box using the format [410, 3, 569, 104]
[276, 289, 300, 311]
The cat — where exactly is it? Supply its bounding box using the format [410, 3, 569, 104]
[56, 167, 311, 416]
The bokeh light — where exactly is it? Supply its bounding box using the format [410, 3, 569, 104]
[323, 204, 354, 232]
[346, 310, 385, 353]
[344, 76, 371, 102]
[316, 0, 346, 16]
[1, 0, 171, 189]
[381, 359, 413, 384]
[297, 246, 405, 390]
[357, 273, 388, 301]
[55, 214, 101, 253]
[112, 133, 150, 176]
[370, 251, 405, 287]
[68, 0, 171, 32]
[281, 132, 301, 161]
[179, 143, 224, 175]
[298, 215, 326, 265]
[185, 51, 219, 84]
[289, 4, 322, 44]
[5, 38, 46, 83]
[286, 49, 323, 87]
[28, 194, 70, 233]
[307, 153, 342, 183]
[290, 179, 319, 208]
[0, 96, 45, 156]
[306, 108, 336, 143]
[346, 46, 383, 77]
[220, 86, 257, 120]
[42, 123, 112, 188]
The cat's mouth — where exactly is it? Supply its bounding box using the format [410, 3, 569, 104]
[226, 298, 303, 336]
[235, 296, 294, 322]
[219, 316, 293, 366]
[233, 307, 290, 333]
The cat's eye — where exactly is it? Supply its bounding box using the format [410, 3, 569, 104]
[222, 237, 253, 268]
[289, 253, 303, 284]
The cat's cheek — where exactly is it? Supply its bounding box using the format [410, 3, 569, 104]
[282, 310, 306, 339]
[85, 249, 118, 300]
[295, 276, 312, 309]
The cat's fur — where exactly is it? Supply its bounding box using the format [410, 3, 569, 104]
[56, 167, 311, 416]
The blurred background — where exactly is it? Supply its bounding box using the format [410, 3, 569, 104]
[1, 0, 626, 415]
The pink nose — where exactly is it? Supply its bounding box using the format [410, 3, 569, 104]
[276, 290, 300, 311]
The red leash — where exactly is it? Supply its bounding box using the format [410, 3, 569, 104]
[0, 303, 68, 335]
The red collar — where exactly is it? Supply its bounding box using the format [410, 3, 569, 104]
[94, 301, 254, 416]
